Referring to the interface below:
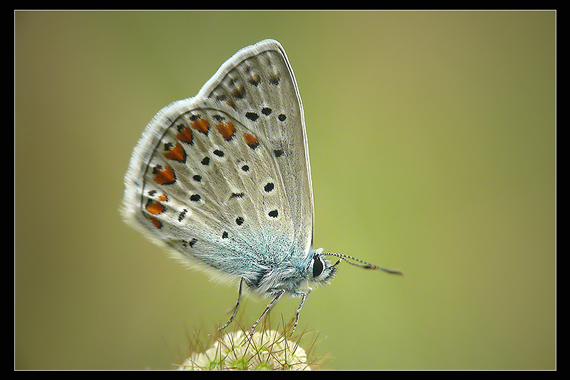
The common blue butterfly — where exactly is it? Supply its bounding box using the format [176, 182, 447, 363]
[122, 39, 401, 334]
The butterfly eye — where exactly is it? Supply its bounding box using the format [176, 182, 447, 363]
[312, 256, 324, 278]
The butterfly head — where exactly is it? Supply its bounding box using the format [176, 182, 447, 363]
[308, 248, 340, 285]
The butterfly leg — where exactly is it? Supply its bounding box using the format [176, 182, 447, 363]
[249, 289, 285, 335]
[219, 278, 244, 331]
[292, 289, 311, 334]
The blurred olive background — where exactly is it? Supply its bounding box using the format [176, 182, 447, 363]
[15, 10, 555, 370]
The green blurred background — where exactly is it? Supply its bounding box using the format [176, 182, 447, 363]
[15, 10, 555, 370]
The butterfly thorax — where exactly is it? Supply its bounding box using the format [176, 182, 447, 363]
[235, 247, 337, 298]
[241, 256, 311, 297]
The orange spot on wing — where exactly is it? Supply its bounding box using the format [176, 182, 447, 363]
[243, 132, 259, 149]
[216, 122, 235, 141]
[157, 193, 168, 202]
[176, 126, 193, 144]
[164, 142, 186, 163]
[153, 165, 176, 185]
[145, 200, 165, 215]
[149, 216, 162, 229]
[191, 118, 209, 133]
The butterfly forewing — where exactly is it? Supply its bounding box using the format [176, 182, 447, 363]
[201, 41, 314, 259]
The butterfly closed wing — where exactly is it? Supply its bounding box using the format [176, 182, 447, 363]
[122, 39, 401, 334]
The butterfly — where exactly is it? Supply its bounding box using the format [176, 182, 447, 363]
[122, 39, 402, 335]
